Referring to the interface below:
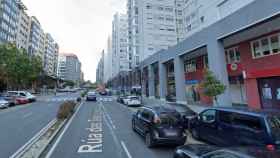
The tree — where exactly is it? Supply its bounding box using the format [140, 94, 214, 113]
[201, 69, 226, 105]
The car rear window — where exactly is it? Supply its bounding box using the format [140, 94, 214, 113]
[267, 116, 280, 142]
[158, 113, 180, 125]
[131, 97, 139, 100]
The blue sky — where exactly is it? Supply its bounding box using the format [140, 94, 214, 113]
[22, 0, 126, 82]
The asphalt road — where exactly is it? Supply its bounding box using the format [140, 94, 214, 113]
[46, 97, 176, 158]
[0, 92, 79, 158]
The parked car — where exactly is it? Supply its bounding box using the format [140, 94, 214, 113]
[0, 93, 16, 106]
[7, 91, 36, 102]
[132, 106, 186, 147]
[86, 92, 97, 101]
[0, 97, 9, 109]
[99, 91, 107, 96]
[124, 96, 142, 107]
[174, 144, 280, 158]
[117, 95, 126, 104]
[190, 107, 280, 149]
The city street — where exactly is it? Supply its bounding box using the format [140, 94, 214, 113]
[45, 96, 177, 158]
[0, 92, 80, 158]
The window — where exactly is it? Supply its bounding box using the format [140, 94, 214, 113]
[141, 109, 152, 120]
[232, 114, 262, 131]
[225, 47, 240, 64]
[201, 110, 216, 123]
[219, 111, 233, 124]
[251, 34, 280, 58]
[203, 151, 241, 158]
[184, 59, 196, 73]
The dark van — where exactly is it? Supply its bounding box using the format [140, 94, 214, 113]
[190, 107, 280, 150]
[132, 106, 187, 147]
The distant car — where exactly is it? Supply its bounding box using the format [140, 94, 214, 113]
[86, 92, 97, 101]
[190, 107, 280, 149]
[174, 144, 280, 158]
[132, 106, 186, 147]
[117, 96, 126, 104]
[99, 91, 107, 95]
[7, 91, 36, 102]
[0, 97, 9, 109]
[124, 96, 142, 107]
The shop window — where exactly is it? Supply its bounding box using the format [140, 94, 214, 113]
[225, 47, 240, 64]
[251, 33, 280, 58]
[184, 59, 196, 73]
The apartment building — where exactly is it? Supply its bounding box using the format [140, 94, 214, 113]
[127, 0, 179, 68]
[57, 53, 82, 84]
[28, 16, 45, 62]
[112, 13, 130, 77]
[182, 0, 255, 39]
[96, 50, 105, 84]
[104, 36, 113, 83]
[0, 0, 20, 44]
[44, 33, 58, 77]
[15, 1, 30, 51]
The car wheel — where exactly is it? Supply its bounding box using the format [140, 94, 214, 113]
[191, 128, 200, 140]
[145, 132, 155, 148]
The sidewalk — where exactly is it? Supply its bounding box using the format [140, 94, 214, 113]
[141, 97, 207, 114]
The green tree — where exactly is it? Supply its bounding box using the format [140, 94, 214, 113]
[0, 43, 43, 90]
[201, 69, 226, 105]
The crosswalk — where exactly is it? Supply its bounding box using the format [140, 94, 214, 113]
[40, 96, 117, 102]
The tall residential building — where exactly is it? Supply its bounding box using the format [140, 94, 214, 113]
[15, 1, 30, 51]
[57, 53, 82, 84]
[175, 0, 185, 42]
[28, 16, 45, 62]
[44, 33, 58, 77]
[127, 0, 178, 68]
[112, 13, 130, 77]
[104, 36, 113, 83]
[182, 0, 255, 39]
[96, 50, 105, 84]
[0, 0, 20, 44]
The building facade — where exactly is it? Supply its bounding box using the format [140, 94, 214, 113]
[0, 0, 20, 44]
[15, 1, 30, 51]
[43, 33, 58, 77]
[136, 0, 280, 110]
[57, 53, 82, 85]
[28, 16, 45, 62]
[182, 0, 255, 39]
[127, 0, 179, 68]
[112, 13, 130, 77]
[104, 36, 113, 83]
[96, 50, 105, 84]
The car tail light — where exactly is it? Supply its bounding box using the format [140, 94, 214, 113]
[266, 144, 276, 151]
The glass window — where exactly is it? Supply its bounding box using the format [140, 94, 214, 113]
[219, 111, 233, 124]
[203, 151, 241, 158]
[201, 110, 216, 123]
[261, 38, 270, 55]
[252, 41, 261, 58]
[267, 116, 280, 141]
[225, 47, 240, 63]
[232, 114, 262, 131]
[270, 35, 280, 54]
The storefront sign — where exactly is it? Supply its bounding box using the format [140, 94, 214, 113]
[185, 80, 199, 85]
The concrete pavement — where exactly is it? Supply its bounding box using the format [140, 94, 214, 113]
[46, 97, 175, 158]
[0, 92, 80, 158]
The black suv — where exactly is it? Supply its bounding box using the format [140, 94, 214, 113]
[190, 107, 280, 149]
[132, 106, 186, 147]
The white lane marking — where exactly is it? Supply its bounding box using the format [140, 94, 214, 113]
[101, 105, 116, 129]
[10, 119, 56, 158]
[121, 141, 133, 158]
[45, 102, 84, 158]
[23, 112, 33, 118]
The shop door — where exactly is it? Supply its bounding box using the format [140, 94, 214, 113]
[258, 77, 280, 109]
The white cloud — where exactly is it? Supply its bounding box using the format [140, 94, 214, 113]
[21, 0, 126, 82]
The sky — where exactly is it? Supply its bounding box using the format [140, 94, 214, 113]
[21, 0, 126, 82]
